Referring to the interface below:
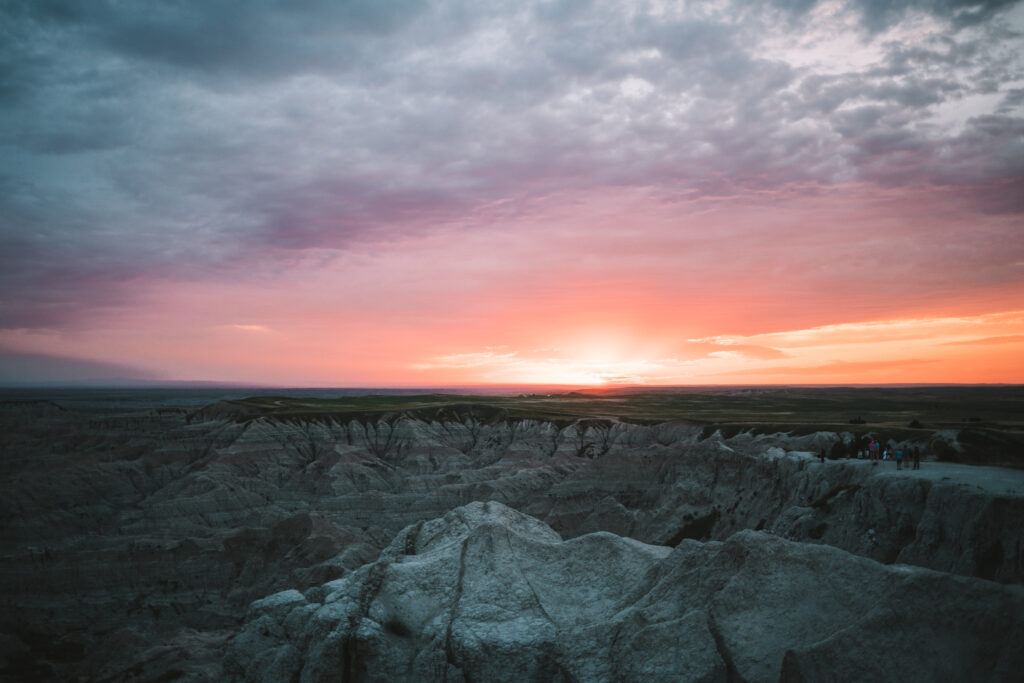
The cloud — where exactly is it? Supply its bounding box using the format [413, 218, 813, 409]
[713, 358, 937, 376]
[942, 334, 1024, 345]
[2, 0, 430, 80]
[1, 0, 1022, 333]
[412, 348, 518, 370]
[685, 338, 789, 360]
[227, 324, 272, 333]
[763, 0, 1020, 31]
[0, 349, 154, 385]
[733, 311, 1024, 349]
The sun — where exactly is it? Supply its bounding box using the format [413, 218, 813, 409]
[506, 364, 612, 386]
[513, 357, 651, 387]
[494, 330, 679, 386]
[413, 331, 678, 386]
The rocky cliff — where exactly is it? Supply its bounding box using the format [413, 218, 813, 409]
[2, 397, 1023, 680]
[226, 501, 1024, 683]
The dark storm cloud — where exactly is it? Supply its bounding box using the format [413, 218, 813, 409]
[864, 0, 1020, 30]
[254, 180, 471, 249]
[1, 0, 1022, 329]
[764, 0, 1020, 30]
[0, 349, 153, 384]
[3, 0, 429, 74]
[998, 88, 1024, 112]
[0, 172, 158, 328]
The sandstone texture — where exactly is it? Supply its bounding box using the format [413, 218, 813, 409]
[2, 394, 1023, 680]
[227, 501, 1024, 683]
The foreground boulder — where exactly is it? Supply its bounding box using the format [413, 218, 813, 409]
[227, 501, 1024, 682]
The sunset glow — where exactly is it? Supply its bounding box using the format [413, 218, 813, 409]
[1, 1, 1023, 387]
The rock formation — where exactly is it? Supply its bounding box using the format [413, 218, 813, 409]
[226, 501, 1024, 682]
[2, 395, 1023, 680]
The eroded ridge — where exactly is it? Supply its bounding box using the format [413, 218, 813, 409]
[227, 501, 1024, 683]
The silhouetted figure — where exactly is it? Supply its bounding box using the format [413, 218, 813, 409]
[819, 448, 825, 463]
[913, 446, 921, 470]
[896, 447, 903, 470]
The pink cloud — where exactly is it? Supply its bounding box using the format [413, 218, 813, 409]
[3, 180, 1022, 386]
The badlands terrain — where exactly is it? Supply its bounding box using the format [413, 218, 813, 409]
[1, 386, 1023, 681]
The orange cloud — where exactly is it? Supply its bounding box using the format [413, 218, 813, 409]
[942, 335, 1024, 346]
[713, 359, 937, 377]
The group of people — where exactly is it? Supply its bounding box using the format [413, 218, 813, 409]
[863, 439, 921, 470]
[817, 440, 922, 470]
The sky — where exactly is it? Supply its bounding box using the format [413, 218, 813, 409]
[1, 0, 1023, 387]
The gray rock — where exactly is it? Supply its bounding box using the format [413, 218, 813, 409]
[4, 396, 1024, 680]
[228, 501, 1024, 682]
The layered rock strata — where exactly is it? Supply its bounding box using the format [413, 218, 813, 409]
[3, 399, 1023, 680]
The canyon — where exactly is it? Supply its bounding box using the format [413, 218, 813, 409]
[1, 390, 1022, 681]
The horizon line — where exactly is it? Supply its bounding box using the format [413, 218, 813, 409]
[2, 381, 1022, 392]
